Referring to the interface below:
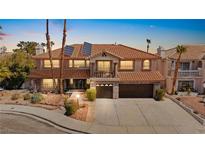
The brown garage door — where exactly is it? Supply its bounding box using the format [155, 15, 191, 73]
[119, 84, 153, 98]
[96, 86, 113, 98]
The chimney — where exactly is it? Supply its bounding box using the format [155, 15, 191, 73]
[157, 46, 165, 58]
[35, 44, 45, 55]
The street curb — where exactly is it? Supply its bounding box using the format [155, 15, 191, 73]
[0, 110, 89, 134]
[0, 104, 129, 134]
[165, 94, 205, 126]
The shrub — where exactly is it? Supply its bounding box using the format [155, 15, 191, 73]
[64, 99, 79, 116]
[23, 93, 31, 100]
[154, 89, 165, 101]
[11, 93, 20, 100]
[187, 88, 191, 95]
[86, 88, 96, 101]
[31, 93, 43, 104]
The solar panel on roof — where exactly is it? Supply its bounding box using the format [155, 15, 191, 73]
[64, 45, 74, 56]
[83, 42, 92, 56]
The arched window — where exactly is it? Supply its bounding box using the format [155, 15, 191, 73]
[143, 60, 150, 70]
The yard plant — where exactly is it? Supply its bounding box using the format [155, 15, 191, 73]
[31, 93, 44, 103]
[64, 98, 79, 116]
[155, 89, 165, 101]
[11, 93, 20, 100]
[23, 93, 31, 100]
[86, 88, 96, 101]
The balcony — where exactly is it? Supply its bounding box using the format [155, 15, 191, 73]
[93, 71, 115, 78]
[178, 70, 202, 77]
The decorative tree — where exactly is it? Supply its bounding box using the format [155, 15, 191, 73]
[171, 45, 187, 94]
[46, 19, 57, 92]
[146, 39, 151, 53]
[59, 19, 67, 94]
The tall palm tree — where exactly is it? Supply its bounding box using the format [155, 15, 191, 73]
[171, 45, 186, 94]
[0, 25, 3, 40]
[46, 19, 57, 92]
[59, 19, 67, 94]
[146, 39, 151, 53]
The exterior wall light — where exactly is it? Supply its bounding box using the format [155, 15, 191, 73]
[76, 94, 80, 104]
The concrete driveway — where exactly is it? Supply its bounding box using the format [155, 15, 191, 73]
[94, 98, 205, 133]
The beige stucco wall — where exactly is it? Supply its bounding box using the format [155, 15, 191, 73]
[163, 57, 205, 94]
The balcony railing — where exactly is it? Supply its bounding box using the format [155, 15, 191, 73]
[93, 71, 115, 78]
[178, 70, 201, 77]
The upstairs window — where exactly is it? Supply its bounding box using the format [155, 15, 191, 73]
[180, 62, 190, 70]
[120, 60, 134, 70]
[143, 60, 150, 70]
[69, 60, 73, 68]
[44, 60, 59, 68]
[74, 60, 85, 68]
[86, 60, 90, 67]
[97, 61, 111, 72]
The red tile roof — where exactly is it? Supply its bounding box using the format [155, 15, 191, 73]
[165, 45, 205, 60]
[33, 43, 160, 60]
[118, 71, 164, 82]
[29, 69, 90, 79]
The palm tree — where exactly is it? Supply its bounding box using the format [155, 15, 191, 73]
[146, 39, 151, 53]
[46, 19, 57, 92]
[171, 45, 187, 94]
[51, 41, 55, 47]
[59, 19, 67, 94]
[41, 42, 46, 47]
[0, 25, 3, 40]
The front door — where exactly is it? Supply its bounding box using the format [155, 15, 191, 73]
[74, 79, 86, 89]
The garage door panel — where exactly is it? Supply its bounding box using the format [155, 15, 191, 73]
[96, 86, 113, 98]
[119, 84, 153, 98]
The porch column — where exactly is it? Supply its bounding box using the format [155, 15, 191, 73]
[113, 83, 119, 99]
[90, 80, 96, 89]
[90, 62, 94, 77]
[114, 63, 118, 77]
[153, 83, 160, 97]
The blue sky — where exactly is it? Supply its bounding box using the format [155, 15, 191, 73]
[0, 19, 205, 53]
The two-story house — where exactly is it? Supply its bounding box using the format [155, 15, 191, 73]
[158, 45, 205, 94]
[28, 42, 164, 98]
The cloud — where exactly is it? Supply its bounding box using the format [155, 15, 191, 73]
[0, 32, 11, 37]
[0, 32, 12, 40]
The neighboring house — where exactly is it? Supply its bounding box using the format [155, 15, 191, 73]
[0, 46, 7, 54]
[28, 42, 164, 98]
[35, 44, 46, 55]
[157, 44, 205, 94]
